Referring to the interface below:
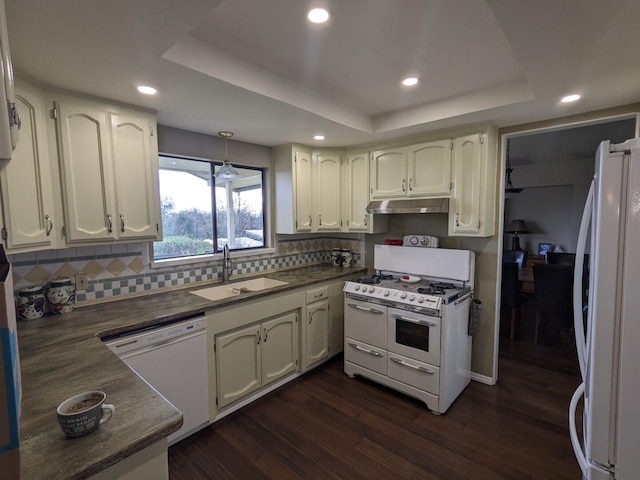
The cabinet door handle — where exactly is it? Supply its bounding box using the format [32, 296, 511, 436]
[45, 214, 53, 236]
[455, 213, 460, 227]
[408, 178, 413, 191]
[309, 215, 312, 227]
[390, 357, 435, 374]
[348, 303, 384, 315]
[107, 214, 113, 233]
[120, 214, 125, 233]
[347, 342, 382, 357]
[314, 292, 324, 299]
[256, 330, 261, 345]
[264, 327, 268, 343]
[364, 215, 368, 227]
[319, 214, 322, 226]
[402, 178, 406, 192]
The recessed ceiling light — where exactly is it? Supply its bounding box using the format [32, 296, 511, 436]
[561, 94, 581, 103]
[308, 8, 330, 23]
[314, 135, 325, 141]
[137, 85, 157, 95]
[402, 77, 419, 87]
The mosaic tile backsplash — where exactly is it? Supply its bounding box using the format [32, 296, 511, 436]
[9, 236, 363, 304]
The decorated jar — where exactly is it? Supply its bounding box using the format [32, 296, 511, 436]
[331, 248, 343, 267]
[47, 277, 76, 314]
[341, 248, 352, 267]
[16, 285, 47, 320]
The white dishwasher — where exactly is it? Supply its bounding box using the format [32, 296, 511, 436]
[104, 315, 209, 446]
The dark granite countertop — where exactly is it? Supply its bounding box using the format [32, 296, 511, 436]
[17, 264, 365, 479]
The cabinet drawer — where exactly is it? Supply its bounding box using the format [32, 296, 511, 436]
[387, 352, 439, 395]
[306, 286, 328, 304]
[345, 338, 387, 374]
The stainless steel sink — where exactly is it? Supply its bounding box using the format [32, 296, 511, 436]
[190, 277, 289, 301]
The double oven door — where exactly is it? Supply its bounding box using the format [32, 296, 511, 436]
[387, 307, 440, 366]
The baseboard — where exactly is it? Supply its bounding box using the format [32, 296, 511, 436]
[470, 371, 495, 385]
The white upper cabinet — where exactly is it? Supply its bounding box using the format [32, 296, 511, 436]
[0, 81, 57, 252]
[407, 140, 452, 197]
[449, 128, 497, 237]
[51, 93, 160, 243]
[343, 151, 387, 233]
[314, 151, 342, 232]
[371, 139, 452, 200]
[274, 144, 313, 233]
[370, 148, 407, 199]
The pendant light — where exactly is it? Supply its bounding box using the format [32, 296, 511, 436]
[215, 131, 241, 180]
[505, 138, 522, 195]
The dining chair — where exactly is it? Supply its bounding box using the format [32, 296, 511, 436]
[501, 262, 527, 339]
[533, 263, 574, 345]
[503, 250, 528, 269]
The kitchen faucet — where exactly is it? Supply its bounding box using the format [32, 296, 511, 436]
[222, 244, 232, 283]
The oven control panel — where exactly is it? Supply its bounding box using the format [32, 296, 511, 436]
[344, 282, 441, 313]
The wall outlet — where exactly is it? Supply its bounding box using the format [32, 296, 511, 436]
[75, 273, 88, 291]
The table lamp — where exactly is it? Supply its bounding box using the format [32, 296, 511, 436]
[505, 219, 528, 251]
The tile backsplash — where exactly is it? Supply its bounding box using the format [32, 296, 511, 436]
[9, 236, 364, 304]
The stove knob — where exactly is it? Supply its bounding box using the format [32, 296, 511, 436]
[418, 296, 424, 303]
[400, 292, 407, 299]
[409, 295, 415, 301]
[354, 285, 360, 291]
[409, 236, 419, 245]
[368, 286, 375, 293]
[383, 290, 390, 297]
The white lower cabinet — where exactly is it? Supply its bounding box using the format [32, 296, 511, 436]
[306, 299, 329, 368]
[215, 311, 298, 409]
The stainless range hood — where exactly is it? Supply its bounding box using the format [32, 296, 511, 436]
[366, 198, 449, 214]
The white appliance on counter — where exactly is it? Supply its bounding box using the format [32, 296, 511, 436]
[343, 245, 474, 414]
[104, 315, 209, 446]
[569, 139, 640, 479]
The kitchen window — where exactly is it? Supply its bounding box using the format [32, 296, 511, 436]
[152, 155, 265, 262]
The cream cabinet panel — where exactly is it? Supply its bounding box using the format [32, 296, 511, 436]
[273, 144, 313, 233]
[328, 280, 346, 357]
[54, 98, 115, 242]
[52, 94, 160, 244]
[261, 312, 298, 387]
[343, 151, 387, 234]
[216, 324, 261, 409]
[0, 82, 57, 252]
[449, 129, 497, 237]
[111, 113, 159, 239]
[306, 299, 329, 368]
[407, 140, 452, 197]
[370, 148, 407, 198]
[314, 152, 342, 232]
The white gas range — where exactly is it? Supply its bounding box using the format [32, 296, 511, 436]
[343, 245, 475, 414]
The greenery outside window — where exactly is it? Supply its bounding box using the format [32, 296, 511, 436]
[153, 155, 265, 261]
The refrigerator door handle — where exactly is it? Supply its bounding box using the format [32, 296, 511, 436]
[574, 180, 594, 381]
[569, 383, 588, 477]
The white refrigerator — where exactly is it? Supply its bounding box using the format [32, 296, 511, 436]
[570, 138, 640, 479]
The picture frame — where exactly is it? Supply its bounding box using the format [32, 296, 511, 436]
[538, 242, 552, 256]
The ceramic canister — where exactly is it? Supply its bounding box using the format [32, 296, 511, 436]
[16, 285, 47, 320]
[331, 248, 343, 267]
[47, 277, 76, 314]
[341, 248, 352, 267]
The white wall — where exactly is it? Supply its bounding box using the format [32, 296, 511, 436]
[504, 157, 593, 255]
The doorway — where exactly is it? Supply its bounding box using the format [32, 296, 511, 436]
[498, 117, 636, 376]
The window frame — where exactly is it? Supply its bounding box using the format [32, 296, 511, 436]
[151, 153, 271, 267]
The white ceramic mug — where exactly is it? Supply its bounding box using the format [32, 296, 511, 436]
[56, 391, 115, 438]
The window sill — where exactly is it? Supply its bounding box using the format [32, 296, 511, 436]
[150, 247, 277, 269]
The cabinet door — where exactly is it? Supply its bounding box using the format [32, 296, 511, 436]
[111, 112, 159, 240]
[450, 134, 483, 235]
[216, 325, 262, 408]
[407, 140, 452, 197]
[343, 152, 370, 232]
[328, 281, 345, 357]
[306, 300, 329, 368]
[55, 98, 115, 242]
[261, 312, 298, 387]
[294, 148, 313, 232]
[370, 148, 407, 198]
[0, 83, 56, 251]
[315, 153, 342, 231]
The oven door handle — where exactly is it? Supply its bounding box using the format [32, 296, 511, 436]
[347, 342, 383, 357]
[391, 314, 437, 327]
[390, 357, 435, 374]
[347, 303, 385, 315]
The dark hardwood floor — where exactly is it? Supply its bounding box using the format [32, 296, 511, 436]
[169, 354, 582, 480]
[499, 293, 580, 377]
